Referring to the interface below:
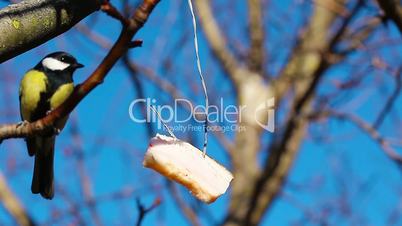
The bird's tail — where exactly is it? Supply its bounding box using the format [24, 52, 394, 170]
[26, 137, 37, 156]
[31, 136, 55, 200]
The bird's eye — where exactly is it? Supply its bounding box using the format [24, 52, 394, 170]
[60, 57, 65, 62]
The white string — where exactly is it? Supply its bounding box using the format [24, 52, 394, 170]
[150, 105, 177, 139]
[187, 0, 209, 157]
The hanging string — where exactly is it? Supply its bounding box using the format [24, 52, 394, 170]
[150, 105, 177, 139]
[187, 0, 209, 157]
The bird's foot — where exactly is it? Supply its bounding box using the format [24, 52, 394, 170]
[17, 120, 29, 128]
[46, 110, 52, 115]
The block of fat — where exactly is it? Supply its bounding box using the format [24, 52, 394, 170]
[143, 134, 233, 204]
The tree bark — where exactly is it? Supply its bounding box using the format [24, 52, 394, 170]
[0, 0, 100, 63]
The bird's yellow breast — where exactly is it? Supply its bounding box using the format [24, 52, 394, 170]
[20, 70, 74, 122]
[19, 70, 48, 121]
[50, 83, 74, 110]
[50, 83, 74, 130]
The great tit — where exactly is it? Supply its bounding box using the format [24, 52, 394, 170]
[19, 51, 84, 199]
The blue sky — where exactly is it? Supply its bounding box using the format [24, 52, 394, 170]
[0, 0, 402, 225]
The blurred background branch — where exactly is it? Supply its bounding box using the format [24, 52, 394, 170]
[0, 172, 35, 226]
[377, 0, 402, 35]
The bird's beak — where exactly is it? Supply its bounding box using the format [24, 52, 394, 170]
[73, 62, 84, 69]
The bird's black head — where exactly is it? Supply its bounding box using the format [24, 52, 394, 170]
[36, 51, 84, 72]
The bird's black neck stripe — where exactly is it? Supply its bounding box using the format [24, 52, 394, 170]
[45, 70, 73, 93]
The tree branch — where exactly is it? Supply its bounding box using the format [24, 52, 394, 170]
[310, 110, 402, 164]
[135, 197, 161, 226]
[373, 66, 402, 128]
[233, 1, 363, 225]
[377, 0, 402, 35]
[100, 0, 129, 26]
[0, 172, 35, 226]
[122, 54, 154, 138]
[168, 182, 201, 226]
[69, 117, 103, 226]
[0, 0, 161, 142]
[247, 0, 265, 73]
[0, 0, 101, 63]
[194, 0, 241, 85]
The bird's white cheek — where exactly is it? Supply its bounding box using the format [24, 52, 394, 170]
[42, 58, 70, 71]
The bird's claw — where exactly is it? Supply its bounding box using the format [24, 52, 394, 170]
[17, 120, 29, 128]
[46, 110, 52, 115]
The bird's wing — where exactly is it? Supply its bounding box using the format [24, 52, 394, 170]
[19, 70, 49, 122]
[19, 70, 49, 156]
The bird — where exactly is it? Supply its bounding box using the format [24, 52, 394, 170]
[19, 51, 84, 199]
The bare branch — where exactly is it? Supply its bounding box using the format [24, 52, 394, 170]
[310, 110, 402, 164]
[75, 23, 112, 49]
[69, 118, 103, 226]
[194, 0, 241, 85]
[374, 67, 402, 128]
[168, 182, 201, 226]
[377, 0, 402, 35]
[122, 55, 154, 138]
[0, 172, 35, 226]
[135, 197, 161, 226]
[247, 0, 265, 73]
[231, 1, 369, 225]
[101, 1, 129, 26]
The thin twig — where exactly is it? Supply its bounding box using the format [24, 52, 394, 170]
[168, 182, 201, 226]
[309, 110, 402, 164]
[70, 117, 103, 226]
[122, 54, 154, 138]
[101, 1, 129, 26]
[373, 66, 402, 128]
[135, 197, 161, 226]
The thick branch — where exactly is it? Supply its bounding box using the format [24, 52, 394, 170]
[0, 0, 160, 141]
[0, 0, 101, 63]
[232, 1, 352, 225]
